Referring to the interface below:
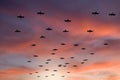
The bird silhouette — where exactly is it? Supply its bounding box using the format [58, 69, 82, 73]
[63, 29, 69, 32]
[33, 55, 39, 57]
[51, 74, 55, 76]
[46, 27, 53, 30]
[58, 64, 62, 67]
[52, 49, 58, 51]
[45, 69, 49, 71]
[40, 36, 46, 38]
[37, 76, 40, 77]
[14, 29, 21, 32]
[60, 57, 65, 59]
[31, 44, 36, 46]
[38, 65, 43, 67]
[90, 53, 95, 55]
[63, 65, 67, 67]
[17, 15, 24, 18]
[45, 75, 48, 77]
[53, 70, 57, 72]
[73, 65, 77, 67]
[73, 44, 79, 46]
[104, 43, 108, 45]
[35, 72, 39, 73]
[81, 62, 85, 64]
[27, 61, 32, 62]
[92, 11, 100, 15]
[45, 62, 49, 64]
[29, 73, 33, 75]
[61, 75, 65, 77]
[70, 57, 74, 59]
[37, 11, 45, 15]
[109, 13, 116, 16]
[67, 72, 70, 73]
[61, 43, 66, 45]
[46, 59, 51, 61]
[65, 62, 70, 64]
[87, 30, 93, 33]
[64, 19, 71, 22]
[81, 48, 86, 50]
[51, 53, 56, 55]
[83, 59, 88, 61]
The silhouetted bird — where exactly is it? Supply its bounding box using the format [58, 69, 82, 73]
[104, 43, 108, 45]
[45, 62, 49, 64]
[58, 64, 62, 67]
[61, 43, 66, 45]
[33, 55, 39, 57]
[73, 65, 77, 67]
[37, 11, 45, 15]
[67, 72, 70, 73]
[63, 65, 67, 67]
[63, 30, 69, 32]
[45, 75, 48, 77]
[31, 44, 36, 46]
[92, 11, 100, 15]
[61, 75, 65, 77]
[29, 73, 33, 75]
[64, 19, 71, 22]
[87, 30, 93, 33]
[109, 13, 116, 16]
[46, 59, 51, 61]
[40, 36, 45, 38]
[45, 69, 49, 71]
[27, 61, 32, 62]
[52, 49, 58, 51]
[60, 57, 65, 59]
[83, 59, 88, 61]
[46, 27, 52, 30]
[73, 44, 79, 46]
[51, 53, 56, 55]
[90, 53, 95, 55]
[17, 15, 24, 18]
[51, 74, 55, 76]
[35, 72, 39, 73]
[14, 29, 21, 32]
[37, 76, 40, 77]
[81, 62, 85, 64]
[65, 63, 69, 64]
[53, 70, 57, 72]
[81, 48, 86, 50]
[70, 57, 74, 59]
[38, 65, 43, 67]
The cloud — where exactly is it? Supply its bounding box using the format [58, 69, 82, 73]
[0, 66, 35, 80]
[0, 0, 120, 80]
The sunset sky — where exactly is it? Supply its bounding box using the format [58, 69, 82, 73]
[0, 0, 120, 80]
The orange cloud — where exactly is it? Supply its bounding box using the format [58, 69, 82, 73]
[69, 61, 120, 73]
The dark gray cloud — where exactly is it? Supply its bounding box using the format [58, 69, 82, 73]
[90, 37, 120, 54]
[0, 0, 120, 48]
[0, 14, 36, 47]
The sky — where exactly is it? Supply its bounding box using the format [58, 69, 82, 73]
[0, 0, 120, 80]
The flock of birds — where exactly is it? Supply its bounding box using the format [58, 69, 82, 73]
[14, 11, 113, 79]
[15, 11, 116, 32]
